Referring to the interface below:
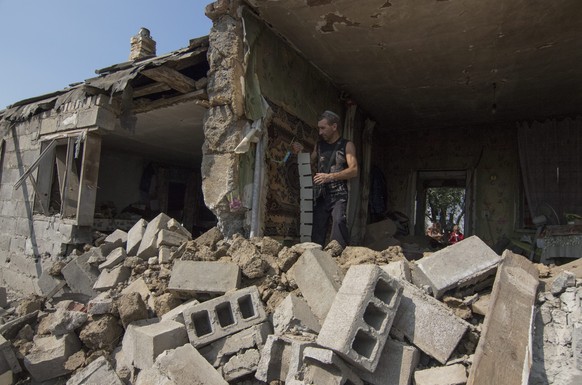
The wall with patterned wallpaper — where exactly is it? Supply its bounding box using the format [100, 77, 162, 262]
[374, 123, 519, 246]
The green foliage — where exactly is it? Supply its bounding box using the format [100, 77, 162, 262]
[426, 187, 465, 230]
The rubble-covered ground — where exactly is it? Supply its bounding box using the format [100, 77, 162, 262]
[0, 214, 580, 384]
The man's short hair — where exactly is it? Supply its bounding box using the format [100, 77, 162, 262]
[319, 110, 342, 129]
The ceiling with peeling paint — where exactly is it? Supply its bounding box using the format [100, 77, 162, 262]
[245, 0, 582, 130]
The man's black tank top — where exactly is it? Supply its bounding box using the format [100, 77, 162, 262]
[317, 138, 348, 197]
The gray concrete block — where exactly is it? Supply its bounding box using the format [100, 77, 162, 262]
[98, 247, 127, 270]
[61, 252, 100, 299]
[104, 229, 128, 246]
[137, 213, 171, 259]
[66, 355, 124, 385]
[23, 333, 82, 382]
[317, 264, 403, 372]
[391, 280, 470, 364]
[183, 286, 267, 347]
[356, 338, 420, 385]
[128, 319, 189, 370]
[414, 364, 467, 385]
[136, 343, 228, 385]
[93, 265, 131, 291]
[156, 229, 188, 248]
[255, 334, 317, 383]
[38, 270, 66, 297]
[159, 246, 171, 264]
[167, 218, 192, 240]
[0, 335, 21, 374]
[414, 235, 501, 299]
[301, 346, 364, 385]
[199, 321, 272, 367]
[381, 260, 412, 282]
[291, 249, 344, 323]
[222, 348, 261, 381]
[127, 218, 147, 256]
[273, 293, 321, 335]
[87, 292, 114, 315]
[98, 238, 124, 259]
[168, 260, 240, 297]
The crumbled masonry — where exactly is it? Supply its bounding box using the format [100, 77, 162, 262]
[0, 216, 579, 384]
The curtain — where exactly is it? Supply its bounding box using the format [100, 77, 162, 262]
[518, 117, 582, 223]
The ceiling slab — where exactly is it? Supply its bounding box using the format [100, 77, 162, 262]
[246, 0, 582, 129]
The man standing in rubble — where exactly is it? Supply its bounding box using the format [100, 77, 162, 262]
[293, 110, 358, 248]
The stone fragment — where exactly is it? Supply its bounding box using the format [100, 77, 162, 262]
[551, 270, 577, 295]
[156, 229, 188, 249]
[87, 292, 115, 315]
[277, 246, 301, 272]
[193, 226, 223, 249]
[0, 334, 21, 374]
[301, 346, 364, 385]
[104, 229, 128, 246]
[37, 308, 88, 336]
[121, 277, 155, 310]
[79, 314, 124, 351]
[118, 292, 148, 328]
[167, 218, 193, 239]
[259, 236, 284, 257]
[413, 235, 502, 299]
[356, 338, 420, 385]
[273, 293, 321, 335]
[168, 260, 240, 297]
[229, 236, 268, 278]
[38, 271, 67, 297]
[160, 298, 200, 324]
[159, 246, 172, 264]
[381, 260, 412, 282]
[99, 247, 127, 270]
[93, 265, 131, 291]
[291, 249, 344, 323]
[153, 292, 182, 317]
[471, 293, 490, 316]
[222, 349, 261, 381]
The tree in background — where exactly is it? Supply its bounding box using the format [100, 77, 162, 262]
[425, 187, 465, 232]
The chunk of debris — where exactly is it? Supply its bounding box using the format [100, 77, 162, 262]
[23, 333, 82, 382]
[168, 260, 240, 297]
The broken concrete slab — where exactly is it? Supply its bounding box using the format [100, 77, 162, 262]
[183, 286, 267, 347]
[550, 270, 577, 295]
[467, 251, 539, 385]
[414, 363, 468, 385]
[38, 270, 67, 298]
[127, 218, 148, 256]
[413, 235, 502, 299]
[98, 246, 127, 270]
[93, 265, 131, 291]
[135, 343, 228, 385]
[78, 314, 124, 351]
[272, 293, 321, 335]
[199, 321, 272, 367]
[157, 229, 189, 248]
[160, 298, 199, 324]
[168, 260, 240, 297]
[104, 229, 128, 246]
[356, 338, 419, 385]
[121, 277, 155, 310]
[0, 334, 21, 374]
[159, 245, 172, 264]
[118, 292, 149, 328]
[37, 308, 88, 336]
[291, 248, 344, 324]
[87, 291, 114, 315]
[318, 264, 403, 372]
[66, 355, 124, 385]
[61, 252, 100, 300]
[222, 348, 261, 381]
[127, 319, 189, 370]
[391, 280, 470, 364]
[381, 260, 412, 282]
[167, 218, 193, 239]
[301, 346, 364, 385]
[255, 334, 316, 383]
[23, 333, 82, 382]
[137, 213, 171, 259]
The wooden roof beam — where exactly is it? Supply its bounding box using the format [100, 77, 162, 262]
[141, 66, 197, 94]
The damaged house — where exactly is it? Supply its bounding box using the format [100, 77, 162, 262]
[1, 0, 581, 294]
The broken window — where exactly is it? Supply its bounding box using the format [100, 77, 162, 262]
[15, 130, 101, 225]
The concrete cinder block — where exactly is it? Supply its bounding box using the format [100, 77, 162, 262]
[291, 249, 344, 323]
[61, 252, 100, 299]
[317, 264, 403, 372]
[222, 348, 261, 381]
[301, 346, 364, 385]
[136, 343, 228, 385]
[167, 218, 193, 240]
[93, 265, 131, 291]
[136, 213, 171, 259]
[381, 260, 412, 282]
[356, 338, 420, 385]
[413, 235, 502, 299]
[23, 333, 82, 382]
[126, 218, 148, 256]
[199, 322, 272, 367]
[168, 260, 240, 297]
[98, 247, 127, 271]
[183, 286, 267, 347]
[127, 319, 189, 370]
[104, 229, 128, 246]
[255, 334, 317, 383]
[66, 355, 124, 385]
[156, 229, 188, 248]
[273, 293, 321, 335]
[391, 280, 470, 364]
[414, 364, 467, 385]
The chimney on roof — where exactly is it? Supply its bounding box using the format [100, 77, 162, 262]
[130, 28, 156, 61]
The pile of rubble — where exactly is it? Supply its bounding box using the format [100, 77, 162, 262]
[0, 213, 580, 384]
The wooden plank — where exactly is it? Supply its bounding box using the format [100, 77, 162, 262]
[14, 140, 56, 190]
[467, 251, 539, 385]
[33, 141, 56, 214]
[133, 89, 207, 113]
[76, 134, 101, 226]
[142, 66, 197, 94]
[133, 82, 171, 98]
